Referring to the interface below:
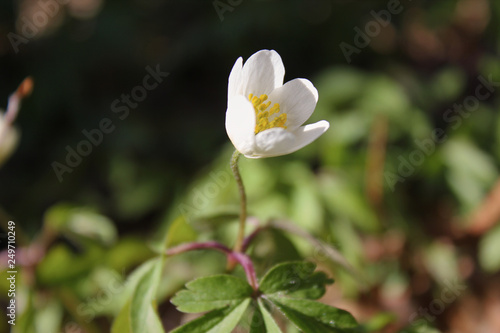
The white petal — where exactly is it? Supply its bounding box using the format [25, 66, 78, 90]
[225, 95, 256, 156]
[251, 120, 329, 158]
[228, 57, 243, 100]
[268, 78, 318, 131]
[241, 50, 285, 97]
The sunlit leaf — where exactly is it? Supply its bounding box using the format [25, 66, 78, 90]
[259, 261, 333, 300]
[267, 297, 358, 333]
[171, 299, 251, 333]
[171, 275, 253, 313]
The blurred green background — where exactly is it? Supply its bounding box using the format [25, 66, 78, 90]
[1, 0, 500, 332]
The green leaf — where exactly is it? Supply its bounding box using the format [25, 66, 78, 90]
[111, 297, 165, 333]
[145, 304, 166, 333]
[258, 299, 282, 333]
[120, 258, 161, 302]
[66, 209, 117, 245]
[34, 298, 63, 333]
[43, 203, 73, 231]
[363, 312, 396, 331]
[250, 306, 266, 333]
[130, 257, 163, 333]
[249, 299, 284, 333]
[111, 300, 132, 333]
[36, 242, 104, 286]
[171, 275, 253, 313]
[479, 224, 500, 272]
[171, 298, 251, 333]
[267, 297, 358, 333]
[443, 139, 498, 212]
[111, 258, 165, 333]
[259, 262, 333, 300]
[105, 237, 155, 272]
[164, 216, 198, 249]
[43, 204, 117, 245]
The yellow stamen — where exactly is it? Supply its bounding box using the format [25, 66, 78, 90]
[249, 93, 287, 134]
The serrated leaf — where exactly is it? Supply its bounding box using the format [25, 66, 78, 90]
[171, 298, 251, 333]
[268, 297, 358, 332]
[171, 275, 253, 313]
[259, 262, 333, 299]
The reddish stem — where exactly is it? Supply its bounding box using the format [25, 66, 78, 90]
[241, 225, 267, 253]
[166, 241, 259, 290]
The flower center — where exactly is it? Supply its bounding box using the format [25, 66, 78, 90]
[249, 94, 287, 134]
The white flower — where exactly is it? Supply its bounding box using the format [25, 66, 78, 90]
[225, 49, 329, 158]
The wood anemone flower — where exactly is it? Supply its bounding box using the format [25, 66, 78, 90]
[225, 49, 329, 158]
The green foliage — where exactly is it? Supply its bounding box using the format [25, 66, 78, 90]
[44, 204, 118, 245]
[267, 297, 358, 333]
[171, 275, 253, 313]
[479, 224, 500, 272]
[36, 242, 105, 286]
[443, 139, 498, 213]
[111, 258, 164, 333]
[259, 261, 333, 300]
[164, 216, 198, 249]
[171, 299, 251, 333]
[251, 299, 282, 333]
[170, 262, 358, 332]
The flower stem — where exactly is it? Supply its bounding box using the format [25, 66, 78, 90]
[231, 150, 247, 254]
